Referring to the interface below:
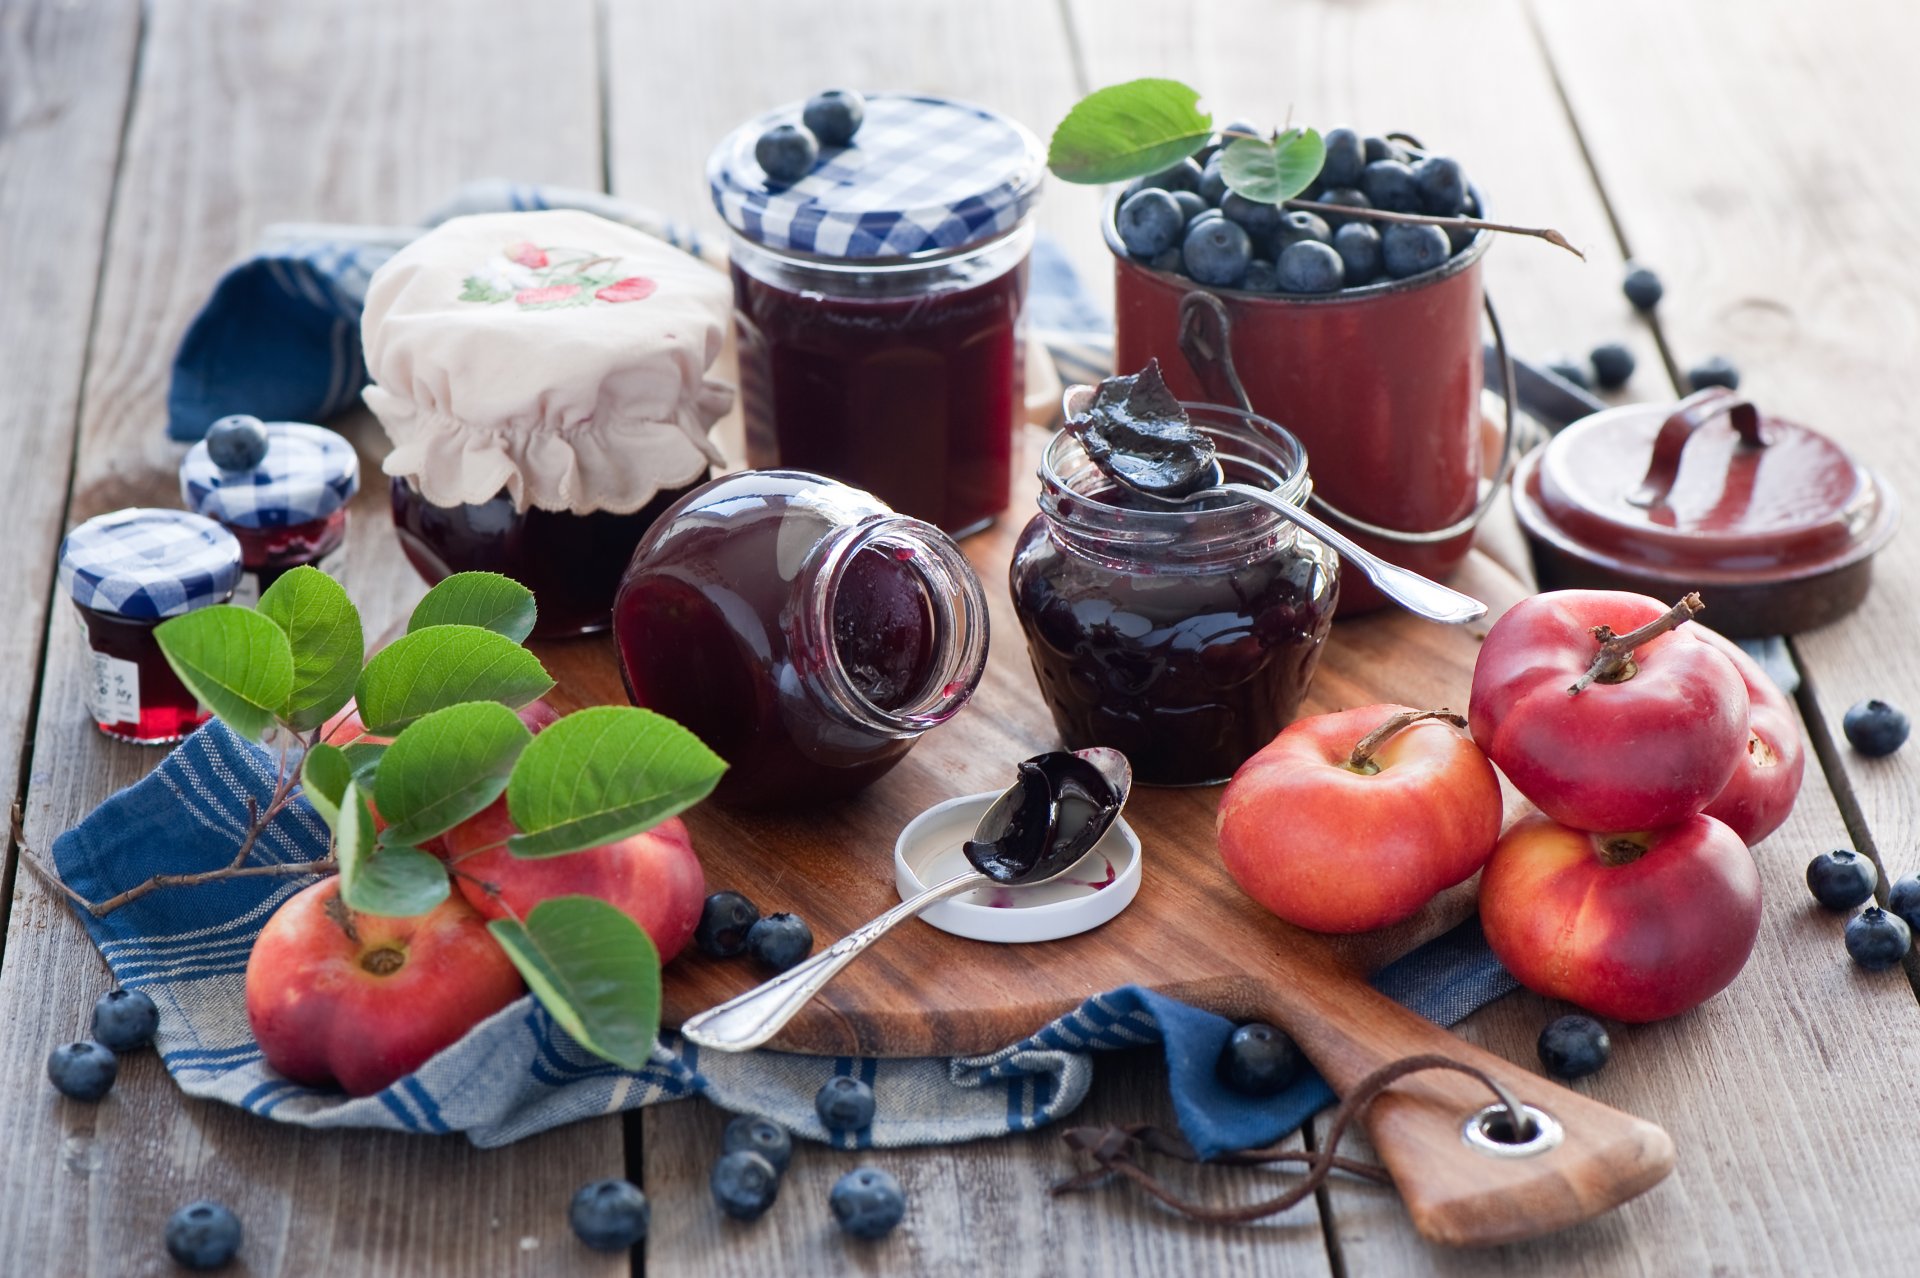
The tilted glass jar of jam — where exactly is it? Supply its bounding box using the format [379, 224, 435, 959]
[708, 93, 1044, 537]
[1010, 408, 1341, 786]
[179, 417, 359, 605]
[58, 509, 243, 744]
[612, 470, 990, 808]
[361, 209, 734, 638]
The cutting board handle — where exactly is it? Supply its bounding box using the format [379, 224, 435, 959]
[1250, 966, 1675, 1247]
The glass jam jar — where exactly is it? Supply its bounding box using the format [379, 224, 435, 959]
[57, 509, 243, 744]
[180, 418, 359, 605]
[708, 93, 1044, 537]
[1010, 407, 1340, 786]
[613, 470, 990, 808]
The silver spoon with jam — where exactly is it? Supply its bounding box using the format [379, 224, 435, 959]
[1062, 364, 1487, 625]
[680, 748, 1132, 1053]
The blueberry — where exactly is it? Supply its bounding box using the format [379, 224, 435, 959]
[1332, 222, 1382, 286]
[204, 415, 269, 472]
[1219, 118, 1262, 141]
[1547, 356, 1593, 390]
[1806, 849, 1877, 911]
[1117, 189, 1185, 258]
[1843, 699, 1910, 756]
[816, 1075, 877, 1133]
[1276, 241, 1344, 295]
[801, 89, 865, 147]
[569, 1179, 650, 1251]
[1220, 192, 1283, 237]
[695, 891, 760, 958]
[1687, 355, 1741, 391]
[1446, 215, 1478, 255]
[1360, 159, 1421, 213]
[829, 1167, 907, 1240]
[1845, 906, 1912, 972]
[1888, 874, 1920, 933]
[755, 123, 819, 183]
[1536, 1014, 1611, 1080]
[1241, 259, 1280, 292]
[1143, 157, 1204, 194]
[46, 1040, 117, 1101]
[1363, 135, 1408, 164]
[746, 912, 813, 972]
[1320, 127, 1366, 187]
[1187, 208, 1225, 228]
[1380, 222, 1452, 279]
[1590, 342, 1636, 390]
[1314, 187, 1372, 227]
[1171, 190, 1208, 223]
[1181, 217, 1253, 287]
[1147, 247, 1184, 274]
[1215, 1022, 1302, 1096]
[1623, 263, 1664, 310]
[723, 1114, 794, 1173]
[164, 1201, 241, 1271]
[1413, 155, 1468, 215]
[1270, 210, 1331, 252]
[1198, 156, 1228, 205]
[710, 1150, 781, 1221]
[93, 987, 159, 1052]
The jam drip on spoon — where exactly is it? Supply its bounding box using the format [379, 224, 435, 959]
[1063, 359, 1219, 500]
[964, 752, 1121, 884]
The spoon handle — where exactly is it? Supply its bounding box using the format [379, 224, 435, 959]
[680, 871, 989, 1052]
[1216, 482, 1488, 625]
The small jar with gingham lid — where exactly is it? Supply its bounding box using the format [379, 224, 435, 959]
[180, 416, 360, 605]
[709, 93, 1045, 536]
[58, 509, 243, 744]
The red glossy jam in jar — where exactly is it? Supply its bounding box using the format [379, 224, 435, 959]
[58, 509, 243, 745]
[709, 93, 1045, 536]
[613, 470, 989, 807]
[1010, 408, 1340, 786]
[180, 419, 359, 604]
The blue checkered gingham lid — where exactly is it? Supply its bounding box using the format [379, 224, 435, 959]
[179, 422, 360, 529]
[59, 509, 242, 620]
[708, 93, 1044, 260]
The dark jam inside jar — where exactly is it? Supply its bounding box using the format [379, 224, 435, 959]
[75, 604, 214, 744]
[231, 508, 348, 595]
[392, 475, 706, 639]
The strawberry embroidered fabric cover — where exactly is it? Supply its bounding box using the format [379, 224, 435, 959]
[361, 209, 733, 516]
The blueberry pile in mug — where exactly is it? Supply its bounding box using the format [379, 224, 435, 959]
[1115, 126, 1480, 294]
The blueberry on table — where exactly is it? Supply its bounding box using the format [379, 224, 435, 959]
[1241, 259, 1280, 292]
[1320, 127, 1367, 187]
[1537, 1014, 1611, 1080]
[830, 1167, 908, 1240]
[816, 1075, 877, 1133]
[46, 1040, 117, 1101]
[1216, 1022, 1302, 1096]
[1843, 699, 1910, 756]
[1623, 263, 1664, 310]
[1314, 186, 1372, 227]
[755, 123, 819, 183]
[1687, 355, 1741, 391]
[1270, 209, 1332, 251]
[1845, 906, 1912, 971]
[1221, 192, 1284, 237]
[1181, 217, 1253, 287]
[1276, 241, 1345, 295]
[711, 1150, 781, 1221]
[1333, 222, 1382, 286]
[1590, 341, 1637, 389]
[1413, 155, 1468, 215]
[1116, 189, 1185, 258]
[1171, 190, 1208, 223]
[569, 1179, 650, 1252]
[1360, 159, 1421, 213]
[1806, 849, 1878, 911]
[695, 891, 760, 958]
[164, 1201, 242, 1271]
[1380, 222, 1452, 279]
[204, 414, 269, 472]
[723, 1114, 795, 1173]
[1888, 874, 1920, 933]
[93, 987, 159, 1052]
[801, 89, 865, 147]
[747, 912, 814, 972]
[1547, 356, 1593, 390]
[1143, 157, 1204, 194]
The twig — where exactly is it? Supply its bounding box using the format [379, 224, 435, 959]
[1568, 592, 1705, 695]
[1284, 197, 1586, 260]
[76, 860, 337, 918]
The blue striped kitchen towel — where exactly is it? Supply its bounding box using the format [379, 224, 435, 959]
[52, 720, 1515, 1156]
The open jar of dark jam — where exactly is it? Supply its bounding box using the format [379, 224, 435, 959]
[612, 470, 990, 808]
[708, 93, 1044, 536]
[180, 419, 359, 605]
[58, 509, 243, 745]
[1010, 408, 1340, 786]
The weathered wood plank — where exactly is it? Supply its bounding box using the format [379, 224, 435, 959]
[0, 2, 628, 1274]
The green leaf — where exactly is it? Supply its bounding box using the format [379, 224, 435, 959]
[258, 567, 364, 732]
[300, 743, 351, 829]
[354, 624, 554, 735]
[1047, 78, 1213, 184]
[344, 844, 450, 917]
[488, 896, 661, 1070]
[343, 741, 386, 786]
[375, 702, 532, 847]
[333, 778, 375, 890]
[505, 706, 726, 858]
[408, 572, 538, 643]
[154, 607, 295, 741]
[1219, 128, 1327, 204]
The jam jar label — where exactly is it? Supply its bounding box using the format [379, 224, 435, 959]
[85, 648, 140, 728]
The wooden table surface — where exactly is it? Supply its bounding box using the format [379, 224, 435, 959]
[4, 1, 1919, 1274]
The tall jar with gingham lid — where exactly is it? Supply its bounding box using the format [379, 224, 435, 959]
[58, 509, 242, 744]
[709, 93, 1045, 536]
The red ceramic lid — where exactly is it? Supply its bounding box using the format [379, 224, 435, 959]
[1514, 388, 1897, 584]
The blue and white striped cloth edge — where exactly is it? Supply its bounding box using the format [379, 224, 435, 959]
[180, 422, 361, 529]
[57, 508, 243, 619]
[52, 720, 1515, 1155]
